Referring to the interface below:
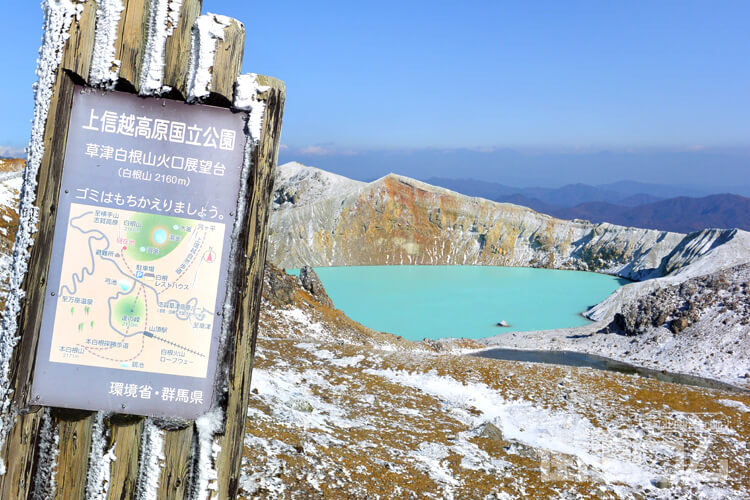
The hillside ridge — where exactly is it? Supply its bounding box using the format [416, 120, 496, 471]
[268, 162, 749, 284]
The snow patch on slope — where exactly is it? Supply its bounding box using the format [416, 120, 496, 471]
[273, 162, 365, 209]
[250, 368, 362, 432]
[0, 175, 22, 208]
[367, 367, 658, 489]
[718, 399, 750, 413]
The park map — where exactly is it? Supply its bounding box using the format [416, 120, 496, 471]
[48, 202, 225, 378]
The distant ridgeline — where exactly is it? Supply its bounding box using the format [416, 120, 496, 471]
[268, 162, 750, 285]
[425, 177, 750, 233]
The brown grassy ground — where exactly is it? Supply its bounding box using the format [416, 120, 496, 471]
[0, 158, 24, 174]
[242, 269, 749, 499]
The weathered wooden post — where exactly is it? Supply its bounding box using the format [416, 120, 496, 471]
[0, 1, 284, 498]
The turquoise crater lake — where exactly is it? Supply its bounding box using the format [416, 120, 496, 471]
[289, 266, 629, 341]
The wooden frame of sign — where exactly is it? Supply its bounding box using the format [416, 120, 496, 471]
[0, 1, 284, 498]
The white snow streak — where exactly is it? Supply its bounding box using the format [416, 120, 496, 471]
[214, 77, 267, 401]
[186, 14, 233, 102]
[233, 73, 270, 142]
[139, 0, 183, 95]
[89, 0, 124, 89]
[192, 408, 223, 500]
[135, 419, 164, 500]
[85, 412, 117, 500]
[31, 408, 59, 499]
[718, 399, 750, 413]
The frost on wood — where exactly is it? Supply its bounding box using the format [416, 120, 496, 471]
[31, 408, 59, 500]
[135, 418, 165, 500]
[194, 78, 271, 497]
[89, 0, 124, 89]
[139, 0, 183, 95]
[186, 13, 232, 102]
[0, 0, 79, 464]
[85, 412, 117, 500]
[213, 134, 254, 403]
[191, 408, 223, 500]
[233, 73, 270, 142]
[213, 81, 267, 406]
[213, 91, 268, 409]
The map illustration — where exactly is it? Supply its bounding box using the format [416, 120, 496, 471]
[48, 202, 226, 378]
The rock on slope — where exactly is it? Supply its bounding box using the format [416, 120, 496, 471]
[268, 163, 747, 283]
[613, 264, 750, 337]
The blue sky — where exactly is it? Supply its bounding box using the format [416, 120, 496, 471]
[1, 1, 749, 187]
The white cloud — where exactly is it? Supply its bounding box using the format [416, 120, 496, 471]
[298, 145, 334, 155]
[294, 144, 359, 156]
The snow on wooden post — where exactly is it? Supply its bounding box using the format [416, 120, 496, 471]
[0, 1, 284, 498]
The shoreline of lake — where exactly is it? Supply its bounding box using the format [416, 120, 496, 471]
[469, 347, 749, 394]
[287, 265, 629, 342]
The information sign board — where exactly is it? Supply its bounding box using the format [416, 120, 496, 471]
[31, 86, 247, 418]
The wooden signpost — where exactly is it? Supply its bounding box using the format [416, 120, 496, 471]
[0, 0, 284, 498]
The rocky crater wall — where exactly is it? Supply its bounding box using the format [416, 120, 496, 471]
[268, 165, 746, 285]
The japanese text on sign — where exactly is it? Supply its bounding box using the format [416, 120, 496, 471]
[82, 108, 237, 150]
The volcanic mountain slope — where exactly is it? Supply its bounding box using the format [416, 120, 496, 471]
[273, 161, 365, 209]
[426, 177, 666, 207]
[241, 264, 750, 499]
[268, 163, 749, 283]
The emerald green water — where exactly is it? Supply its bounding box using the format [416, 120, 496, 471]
[289, 266, 629, 341]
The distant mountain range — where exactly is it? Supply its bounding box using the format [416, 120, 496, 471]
[425, 178, 750, 233]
